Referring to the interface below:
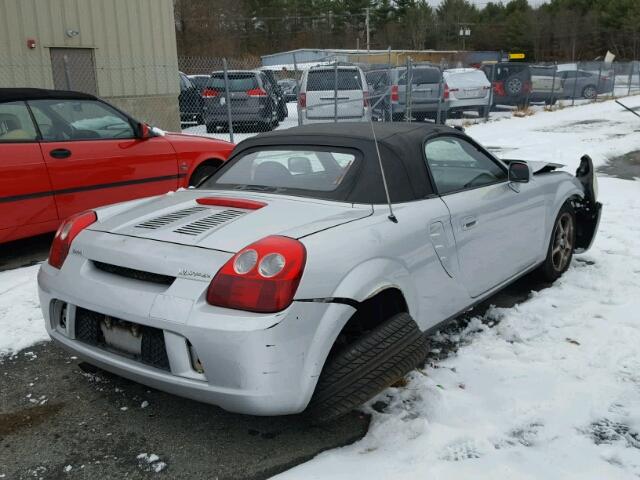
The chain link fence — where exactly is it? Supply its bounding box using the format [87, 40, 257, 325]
[2, 51, 639, 143]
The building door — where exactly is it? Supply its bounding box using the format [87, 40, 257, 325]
[50, 48, 98, 95]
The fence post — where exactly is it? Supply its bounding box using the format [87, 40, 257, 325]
[405, 57, 412, 122]
[222, 57, 234, 143]
[595, 63, 602, 102]
[571, 68, 578, 106]
[387, 47, 392, 122]
[292, 53, 303, 126]
[436, 65, 444, 125]
[485, 64, 495, 122]
[611, 63, 617, 99]
[333, 62, 338, 123]
[550, 67, 557, 108]
[63, 54, 72, 90]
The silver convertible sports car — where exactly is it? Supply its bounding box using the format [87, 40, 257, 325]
[38, 123, 601, 421]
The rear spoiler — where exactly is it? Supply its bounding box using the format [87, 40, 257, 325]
[501, 159, 564, 174]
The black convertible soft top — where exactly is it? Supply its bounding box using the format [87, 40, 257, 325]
[0, 88, 97, 103]
[228, 122, 469, 204]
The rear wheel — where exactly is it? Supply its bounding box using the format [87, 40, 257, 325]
[582, 85, 597, 100]
[307, 312, 428, 423]
[537, 202, 576, 282]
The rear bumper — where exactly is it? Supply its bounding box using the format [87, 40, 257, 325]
[301, 109, 371, 124]
[37, 258, 355, 415]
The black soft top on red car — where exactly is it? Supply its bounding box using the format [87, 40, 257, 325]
[0, 88, 97, 103]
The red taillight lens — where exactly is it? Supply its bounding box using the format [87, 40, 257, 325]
[298, 92, 306, 108]
[206, 236, 306, 313]
[493, 81, 506, 97]
[444, 83, 450, 100]
[202, 88, 219, 97]
[246, 88, 267, 97]
[391, 85, 399, 102]
[363, 90, 369, 107]
[48, 210, 97, 269]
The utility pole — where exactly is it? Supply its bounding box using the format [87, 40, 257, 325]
[366, 7, 370, 53]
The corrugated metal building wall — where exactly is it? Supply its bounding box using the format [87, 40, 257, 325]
[0, 0, 180, 130]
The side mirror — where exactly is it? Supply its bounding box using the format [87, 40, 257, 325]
[508, 161, 530, 183]
[136, 123, 153, 139]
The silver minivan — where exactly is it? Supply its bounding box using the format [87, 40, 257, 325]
[299, 66, 371, 124]
[367, 65, 448, 123]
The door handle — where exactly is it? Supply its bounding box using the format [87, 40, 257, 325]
[462, 216, 477, 230]
[49, 148, 71, 159]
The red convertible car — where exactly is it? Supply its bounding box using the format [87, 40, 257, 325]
[0, 89, 234, 243]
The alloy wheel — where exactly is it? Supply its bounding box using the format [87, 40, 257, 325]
[551, 212, 574, 271]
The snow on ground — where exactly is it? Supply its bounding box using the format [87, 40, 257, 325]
[273, 99, 640, 479]
[276, 177, 640, 480]
[467, 95, 640, 172]
[0, 265, 46, 356]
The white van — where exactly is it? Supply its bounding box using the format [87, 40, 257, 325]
[299, 66, 371, 124]
[443, 68, 492, 117]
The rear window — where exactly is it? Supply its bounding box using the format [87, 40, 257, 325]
[209, 74, 258, 92]
[306, 70, 363, 91]
[190, 76, 210, 89]
[399, 68, 441, 85]
[201, 148, 359, 195]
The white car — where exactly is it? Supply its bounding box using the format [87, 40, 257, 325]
[38, 123, 601, 421]
[299, 65, 371, 124]
[443, 68, 492, 117]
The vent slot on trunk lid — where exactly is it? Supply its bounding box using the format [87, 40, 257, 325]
[135, 206, 208, 230]
[173, 209, 245, 236]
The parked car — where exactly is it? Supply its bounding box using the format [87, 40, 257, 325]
[179, 72, 204, 125]
[559, 70, 614, 99]
[481, 62, 532, 107]
[187, 74, 210, 93]
[0, 88, 234, 244]
[299, 65, 371, 124]
[367, 65, 448, 123]
[529, 66, 564, 105]
[278, 78, 298, 102]
[37, 122, 601, 421]
[443, 68, 492, 117]
[202, 70, 279, 133]
[261, 70, 289, 121]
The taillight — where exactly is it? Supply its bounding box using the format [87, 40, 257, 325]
[246, 88, 268, 97]
[493, 81, 506, 97]
[444, 83, 450, 100]
[202, 88, 219, 97]
[298, 92, 306, 108]
[48, 210, 97, 269]
[524, 81, 532, 93]
[363, 90, 369, 107]
[391, 85, 399, 102]
[207, 236, 306, 313]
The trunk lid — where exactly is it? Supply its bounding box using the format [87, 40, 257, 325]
[90, 190, 372, 252]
